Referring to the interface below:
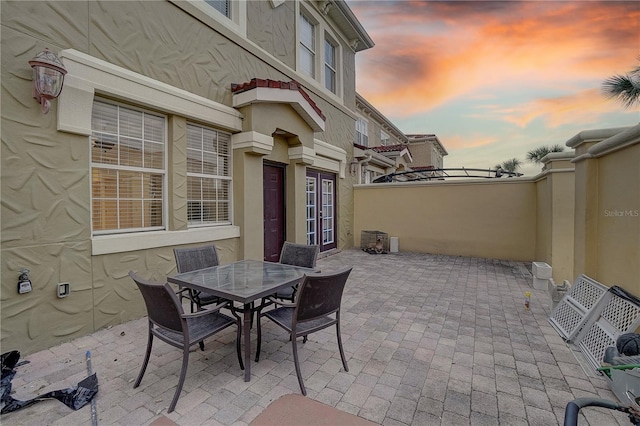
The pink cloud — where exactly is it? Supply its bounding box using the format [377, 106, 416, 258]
[355, 1, 640, 119]
[503, 89, 627, 128]
[444, 134, 498, 150]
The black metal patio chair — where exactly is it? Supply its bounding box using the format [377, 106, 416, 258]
[272, 242, 320, 302]
[129, 271, 243, 413]
[174, 244, 225, 312]
[254, 266, 352, 395]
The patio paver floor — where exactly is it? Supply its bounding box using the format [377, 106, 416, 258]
[2, 249, 630, 425]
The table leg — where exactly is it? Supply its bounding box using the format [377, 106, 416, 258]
[243, 302, 252, 382]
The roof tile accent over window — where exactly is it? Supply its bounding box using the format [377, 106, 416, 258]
[371, 144, 412, 155]
[231, 78, 326, 121]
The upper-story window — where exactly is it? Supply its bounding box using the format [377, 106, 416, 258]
[356, 118, 368, 147]
[381, 130, 390, 146]
[324, 38, 336, 93]
[91, 100, 166, 234]
[186, 123, 232, 226]
[205, 0, 230, 18]
[299, 12, 316, 78]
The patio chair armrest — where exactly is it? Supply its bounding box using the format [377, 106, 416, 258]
[265, 296, 296, 308]
[175, 287, 190, 295]
[182, 301, 229, 318]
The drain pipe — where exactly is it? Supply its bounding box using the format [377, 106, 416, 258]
[356, 153, 372, 184]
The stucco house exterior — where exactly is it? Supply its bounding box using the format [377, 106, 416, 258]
[1, 0, 377, 353]
[406, 134, 447, 171]
[353, 93, 448, 183]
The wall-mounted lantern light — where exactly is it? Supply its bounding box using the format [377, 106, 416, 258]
[349, 159, 358, 176]
[29, 48, 67, 114]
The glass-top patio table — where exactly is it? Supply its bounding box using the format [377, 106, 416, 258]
[167, 259, 312, 382]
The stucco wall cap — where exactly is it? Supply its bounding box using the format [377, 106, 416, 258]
[566, 126, 632, 148]
[588, 123, 640, 158]
[541, 151, 575, 163]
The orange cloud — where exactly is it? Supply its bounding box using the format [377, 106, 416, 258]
[503, 89, 627, 128]
[444, 134, 498, 150]
[355, 1, 640, 119]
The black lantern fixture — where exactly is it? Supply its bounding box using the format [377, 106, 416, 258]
[28, 48, 67, 114]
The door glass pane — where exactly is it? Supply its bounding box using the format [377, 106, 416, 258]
[322, 179, 334, 244]
[306, 176, 317, 245]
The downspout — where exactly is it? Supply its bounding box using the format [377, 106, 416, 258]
[357, 153, 372, 184]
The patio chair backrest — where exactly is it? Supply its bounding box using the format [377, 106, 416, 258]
[174, 245, 220, 273]
[129, 271, 184, 332]
[279, 242, 319, 269]
[295, 267, 352, 323]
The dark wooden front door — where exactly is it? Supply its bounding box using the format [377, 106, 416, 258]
[263, 163, 285, 261]
[306, 170, 337, 252]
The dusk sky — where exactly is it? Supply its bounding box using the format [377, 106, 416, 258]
[349, 0, 640, 176]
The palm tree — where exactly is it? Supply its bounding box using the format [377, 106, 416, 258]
[526, 144, 565, 164]
[500, 158, 522, 173]
[602, 60, 640, 109]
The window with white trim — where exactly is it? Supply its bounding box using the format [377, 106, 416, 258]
[205, 0, 230, 18]
[299, 11, 316, 78]
[324, 38, 336, 93]
[381, 130, 390, 146]
[91, 100, 166, 234]
[186, 123, 231, 226]
[356, 118, 368, 147]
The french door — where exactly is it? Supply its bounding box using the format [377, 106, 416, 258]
[306, 170, 337, 252]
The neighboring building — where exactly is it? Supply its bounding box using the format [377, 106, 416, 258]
[406, 134, 448, 170]
[353, 94, 447, 183]
[1, 0, 374, 353]
[352, 93, 409, 182]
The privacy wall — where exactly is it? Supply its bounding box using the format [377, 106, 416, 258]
[354, 179, 537, 261]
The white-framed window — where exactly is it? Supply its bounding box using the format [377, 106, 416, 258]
[176, 1, 247, 37]
[91, 99, 166, 234]
[299, 11, 316, 78]
[324, 37, 336, 93]
[381, 130, 390, 146]
[186, 123, 232, 226]
[204, 0, 230, 17]
[356, 117, 368, 147]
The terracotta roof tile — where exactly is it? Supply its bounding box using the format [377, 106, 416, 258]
[231, 78, 325, 121]
[371, 144, 411, 154]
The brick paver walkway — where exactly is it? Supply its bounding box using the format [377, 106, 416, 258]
[2, 249, 629, 425]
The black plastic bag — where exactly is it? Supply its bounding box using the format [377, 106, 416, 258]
[1, 350, 98, 415]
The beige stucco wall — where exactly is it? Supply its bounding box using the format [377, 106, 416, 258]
[534, 154, 575, 283]
[1, 0, 359, 354]
[247, 0, 296, 70]
[548, 168, 575, 284]
[354, 180, 537, 261]
[535, 178, 552, 263]
[570, 126, 640, 295]
[409, 142, 435, 168]
[594, 140, 640, 293]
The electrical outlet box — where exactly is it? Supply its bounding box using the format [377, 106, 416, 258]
[57, 282, 70, 298]
[18, 280, 32, 294]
